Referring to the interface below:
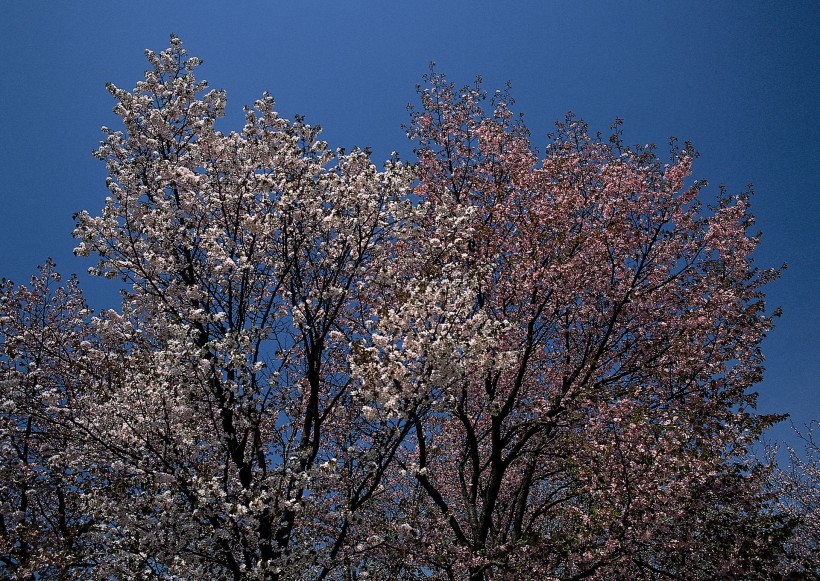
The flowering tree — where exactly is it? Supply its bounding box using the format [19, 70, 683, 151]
[352, 71, 790, 580]
[0, 262, 100, 577]
[71, 37, 419, 579]
[0, 38, 803, 579]
[773, 423, 820, 577]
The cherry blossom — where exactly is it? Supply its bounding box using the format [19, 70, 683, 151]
[1, 39, 811, 580]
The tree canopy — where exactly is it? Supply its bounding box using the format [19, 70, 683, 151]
[1, 37, 815, 580]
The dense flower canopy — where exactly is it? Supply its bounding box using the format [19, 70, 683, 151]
[0, 37, 815, 580]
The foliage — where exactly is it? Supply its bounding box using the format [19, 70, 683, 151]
[0, 37, 810, 580]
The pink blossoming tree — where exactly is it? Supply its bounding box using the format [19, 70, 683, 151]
[1, 38, 813, 580]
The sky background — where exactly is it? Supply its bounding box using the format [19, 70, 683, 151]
[1, 2, 817, 450]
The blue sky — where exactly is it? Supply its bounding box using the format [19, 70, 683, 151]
[1, 2, 817, 447]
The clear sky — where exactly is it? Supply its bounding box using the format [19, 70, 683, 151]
[1, 2, 817, 448]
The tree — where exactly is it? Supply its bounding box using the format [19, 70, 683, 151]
[0, 37, 798, 579]
[354, 70, 789, 580]
[772, 423, 820, 577]
[0, 262, 99, 577]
